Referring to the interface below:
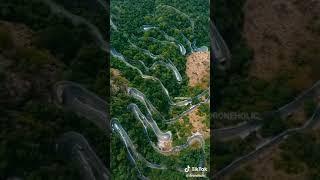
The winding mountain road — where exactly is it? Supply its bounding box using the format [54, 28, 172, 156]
[213, 106, 320, 179]
[40, 0, 109, 52]
[54, 81, 109, 132]
[215, 79, 320, 141]
[56, 132, 110, 180]
[211, 21, 231, 69]
[44, 0, 217, 179]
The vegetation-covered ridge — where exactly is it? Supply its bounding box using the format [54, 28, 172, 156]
[110, 0, 210, 179]
[0, 0, 107, 179]
[213, 0, 320, 179]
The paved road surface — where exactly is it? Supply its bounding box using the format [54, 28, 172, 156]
[215, 80, 320, 141]
[57, 132, 110, 180]
[213, 106, 320, 179]
[54, 81, 109, 132]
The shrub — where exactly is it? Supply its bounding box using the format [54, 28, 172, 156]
[0, 27, 13, 49]
[16, 47, 53, 72]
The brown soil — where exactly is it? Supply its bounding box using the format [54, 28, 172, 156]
[248, 147, 307, 180]
[184, 108, 210, 138]
[184, 52, 210, 138]
[110, 68, 129, 95]
[111, 68, 121, 77]
[287, 106, 307, 127]
[244, 0, 320, 83]
[0, 20, 34, 47]
[186, 51, 210, 89]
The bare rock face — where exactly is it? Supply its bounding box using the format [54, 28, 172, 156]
[186, 51, 210, 89]
[158, 139, 172, 152]
[110, 68, 128, 95]
[244, 0, 320, 80]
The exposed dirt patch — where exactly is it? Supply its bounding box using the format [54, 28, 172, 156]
[110, 68, 129, 95]
[286, 106, 307, 127]
[247, 146, 306, 180]
[0, 20, 34, 48]
[244, 0, 320, 82]
[111, 68, 121, 77]
[184, 51, 210, 138]
[181, 107, 210, 138]
[186, 51, 210, 89]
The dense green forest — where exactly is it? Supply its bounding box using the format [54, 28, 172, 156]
[110, 0, 210, 179]
[0, 0, 107, 179]
[212, 0, 255, 171]
[275, 131, 320, 179]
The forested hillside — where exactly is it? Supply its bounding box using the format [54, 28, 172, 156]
[0, 0, 107, 179]
[213, 0, 320, 179]
[110, 0, 210, 179]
